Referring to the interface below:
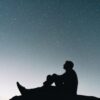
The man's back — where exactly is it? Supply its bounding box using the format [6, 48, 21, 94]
[61, 69, 78, 95]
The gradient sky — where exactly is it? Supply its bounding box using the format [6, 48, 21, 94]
[0, 0, 100, 100]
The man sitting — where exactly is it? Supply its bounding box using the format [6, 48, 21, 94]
[17, 60, 78, 96]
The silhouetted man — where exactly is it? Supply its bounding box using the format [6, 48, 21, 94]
[43, 61, 78, 95]
[62, 60, 78, 95]
[17, 60, 78, 95]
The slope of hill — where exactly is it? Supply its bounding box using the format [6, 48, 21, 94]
[10, 86, 100, 100]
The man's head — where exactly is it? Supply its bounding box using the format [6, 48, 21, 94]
[63, 60, 74, 70]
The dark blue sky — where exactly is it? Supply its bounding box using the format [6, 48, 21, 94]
[0, 0, 100, 100]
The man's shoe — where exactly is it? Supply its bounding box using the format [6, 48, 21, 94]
[17, 82, 27, 95]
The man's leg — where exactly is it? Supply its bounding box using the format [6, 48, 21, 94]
[52, 74, 62, 87]
[43, 75, 54, 87]
[17, 82, 27, 95]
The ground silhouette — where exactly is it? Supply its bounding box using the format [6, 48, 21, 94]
[10, 61, 100, 100]
[10, 88, 100, 100]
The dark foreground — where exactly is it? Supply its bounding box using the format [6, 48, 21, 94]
[10, 87, 100, 100]
[10, 94, 100, 100]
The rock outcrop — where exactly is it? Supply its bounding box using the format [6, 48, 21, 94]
[10, 86, 100, 100]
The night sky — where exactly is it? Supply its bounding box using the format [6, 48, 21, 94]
[0, 0, 100, 100]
